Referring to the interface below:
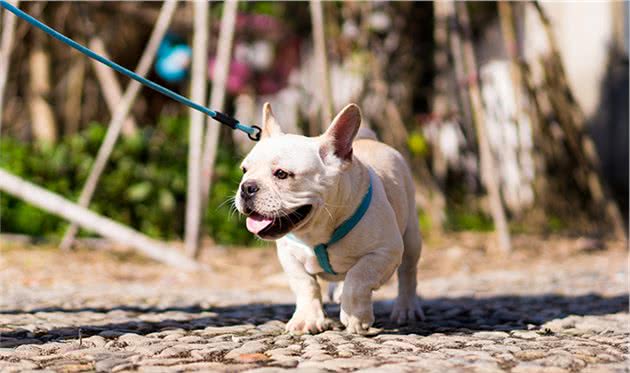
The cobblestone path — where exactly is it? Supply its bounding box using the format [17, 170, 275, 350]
[1, 236, 628, 372]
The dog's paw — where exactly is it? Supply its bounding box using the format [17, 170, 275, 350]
[390, 296, 425, 325]
[340, 307, 374, 335]
[286, 310, 332, 335]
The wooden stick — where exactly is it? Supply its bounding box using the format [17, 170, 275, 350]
[63, 46, 86, 135]
[444, 1, 474, 143]
[60, 0, 178, 250]
[497, 1, 523, 118]
[185, 0, 210, 258]
[310, 0, 333, 129]
[88, 38, 138, 137]
[28, 30, 57, 142]
[0, 0, 18, 133]
[0, 169, 199, 271]
[431, 1, 453, 120]
[431, 1, 453, 187]
[455, 1, 512, 254]
[198, 0, 238, 255]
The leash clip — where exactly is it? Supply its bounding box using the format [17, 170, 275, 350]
[248, 126, 262, 141]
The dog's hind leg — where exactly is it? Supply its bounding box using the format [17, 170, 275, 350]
[390, 216, 425, 324]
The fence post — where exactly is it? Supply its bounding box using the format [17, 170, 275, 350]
[454, 1, 512, 254]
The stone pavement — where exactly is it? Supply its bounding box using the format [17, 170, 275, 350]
[0, 236, 628, 372]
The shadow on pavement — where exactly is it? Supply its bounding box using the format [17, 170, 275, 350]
[1, 293, 627, 346]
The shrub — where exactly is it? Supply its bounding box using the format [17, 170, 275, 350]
[0, 117, 256, 246]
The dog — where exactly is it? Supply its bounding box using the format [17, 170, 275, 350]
[235, 102, 424, 334]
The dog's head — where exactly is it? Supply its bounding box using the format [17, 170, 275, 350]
[235, 102, 362, 239]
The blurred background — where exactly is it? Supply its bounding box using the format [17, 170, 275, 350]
[0, 1, 627, 258]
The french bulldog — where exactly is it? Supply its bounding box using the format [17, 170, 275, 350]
[235, 102, 424, 334]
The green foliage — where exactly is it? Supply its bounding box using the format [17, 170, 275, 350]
[418, 210, 432, 237]
[445, 209, 495, 232]
[239, 1, 283, 16]
[0, 117, 256, 246]
[547, 215, 566, 233]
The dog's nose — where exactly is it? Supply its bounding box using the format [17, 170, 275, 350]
[241, 180, 259, 199]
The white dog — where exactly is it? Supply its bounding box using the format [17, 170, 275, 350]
[235, 103, 424, 334]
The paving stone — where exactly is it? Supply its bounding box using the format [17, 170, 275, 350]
[94, 358, 128, 372]
[224, 340, 267, 360]
[2, 242, 627, 373]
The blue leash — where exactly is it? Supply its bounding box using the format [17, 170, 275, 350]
[0, 1, 261, 141]
[287, 172, 373, 275]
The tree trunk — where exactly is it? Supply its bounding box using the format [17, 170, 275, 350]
[60, 0, 178, 250]
[533, 1, 626, 241]
[454, 1, 512, 254]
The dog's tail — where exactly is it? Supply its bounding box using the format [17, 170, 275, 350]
[355, 127, 378, 141]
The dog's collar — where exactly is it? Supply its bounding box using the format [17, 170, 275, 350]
[286, 171, 373, 275]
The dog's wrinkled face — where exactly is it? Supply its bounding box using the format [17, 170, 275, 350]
[235, 103, 361, 239]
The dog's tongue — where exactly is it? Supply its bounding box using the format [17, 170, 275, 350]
[246, 214, 273, 234]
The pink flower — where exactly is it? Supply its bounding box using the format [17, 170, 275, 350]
[208, 57, 252, 94]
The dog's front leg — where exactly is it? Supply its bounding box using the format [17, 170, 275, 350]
[277, 245, 332, 335]
[340, 249, 401, 334]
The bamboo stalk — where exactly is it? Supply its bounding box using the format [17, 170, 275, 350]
[0, 169, 199, 271]
[310, 0, 333, 129]
[0, 0, 18, 132]
[454, 1, 512, 254]
[60, 0, 178, 250]
[88, 38, 138, 137]
[185, 0, 210, 258]
[198, 0, 238, 255]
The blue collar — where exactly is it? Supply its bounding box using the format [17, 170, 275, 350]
[286, 172, 373, 274]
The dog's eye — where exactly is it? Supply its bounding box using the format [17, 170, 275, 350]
[241, 167, 247, 174]
[273, 169, 289, 180]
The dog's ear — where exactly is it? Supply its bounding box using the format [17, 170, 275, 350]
[321, 104, 362, 161]
[261, 102, 283, 138]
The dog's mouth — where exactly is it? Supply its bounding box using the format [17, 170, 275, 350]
[245, 205, 312, 238]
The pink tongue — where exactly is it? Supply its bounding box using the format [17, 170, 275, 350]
[246, 214, 274, 234]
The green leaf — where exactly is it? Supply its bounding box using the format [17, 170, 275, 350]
[126, 182, 153, 202]
[158, 189, 175, 212]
